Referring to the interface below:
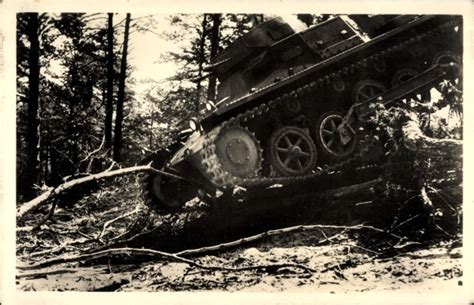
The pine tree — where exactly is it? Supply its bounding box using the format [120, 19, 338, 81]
[113, 13, 131, 162]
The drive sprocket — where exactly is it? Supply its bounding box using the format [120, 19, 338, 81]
[214, 125, 263, 178]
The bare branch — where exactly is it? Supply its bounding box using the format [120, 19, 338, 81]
[174, 224, 402, 257]
[17, 247, 316, 274]
[97, 207, 140, 241]
[17, 268, 78, 279]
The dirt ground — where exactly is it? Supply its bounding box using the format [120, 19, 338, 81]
[16, 176, 464, 294]
[16, 231, 463, 293]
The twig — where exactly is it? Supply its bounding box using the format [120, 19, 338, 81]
[340, 243, 380, 255]
[316, 229, 348, 246]
[97, 208, 139, 240]
[434, 223, 454, 238]
[16, 247, 316, 274]
[19, 244, 80, 259]
[77, 230, 98, 242]
[84, 225, 162, 253]
[390, 214, 421, 231]
[79, 135, 106, 164]
[427, 186, 456, 212]
[105, 160, 118, 172]
[17, 226, 35, 232]
[319, 228, 346, 279]
[17, 268, 78, 279]
[31, 200, 58, 231]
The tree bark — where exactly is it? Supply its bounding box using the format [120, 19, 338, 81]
[113, 13, 131, 162]
[195, 14, 208, 111]
[206, 14, 221, 102]
[21, 13, 41, 200]
[104, 13, 114, 155]
[402, 114, 462, 159]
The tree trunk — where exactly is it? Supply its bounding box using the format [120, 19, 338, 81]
[113, 13, 131, 162]
[402, 113, 462, 159]
[21, 13, 41, 200]
[195, 14, 208, 112]
[104, 13, 114, 155]
[206, 14, 221, 102]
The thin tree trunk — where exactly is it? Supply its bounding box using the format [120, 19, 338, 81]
[104, 13, 114, 155]
[113, 13, 131, 162]
[149, 113, 153, 148]
[195, 14, 208, 112]
[206, 14, 221, 102]
[22, 13, 41, 200]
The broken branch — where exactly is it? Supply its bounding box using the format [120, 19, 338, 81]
[97, 207, 140, 241]
[17, 247, 315, 274]
[17, 164, 183, 222]
[174, 224, 402, 257]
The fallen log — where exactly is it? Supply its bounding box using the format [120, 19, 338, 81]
[402, 113, 462, 159]
[16, 164, 181, 222]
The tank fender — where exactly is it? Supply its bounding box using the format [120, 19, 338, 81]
[169, 131, 206, 166]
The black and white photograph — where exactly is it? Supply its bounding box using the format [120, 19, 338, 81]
[0, 1, 472, 304]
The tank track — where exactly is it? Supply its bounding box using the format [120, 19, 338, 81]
[201, 102, 378, 189]
[199, 17, 461, 190]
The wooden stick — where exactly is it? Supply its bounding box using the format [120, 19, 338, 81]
[17, 268, 78, 279]
[174, 224, 402, 257]
[97, 208, 139, 240]
[16, 247, 315, 274]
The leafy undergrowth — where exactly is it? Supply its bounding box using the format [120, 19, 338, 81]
[16, 173, 463, 293]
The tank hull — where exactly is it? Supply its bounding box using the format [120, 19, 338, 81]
[142, 14, 462, 212]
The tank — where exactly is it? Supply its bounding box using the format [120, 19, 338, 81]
[141, 14, 462, 213]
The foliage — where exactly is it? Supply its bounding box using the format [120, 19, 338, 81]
[17, 13, 269, 196]
[366, 81, 463, 238]
[17, 13, 121, 199]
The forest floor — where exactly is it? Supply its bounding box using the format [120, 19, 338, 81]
[16, 176, 464, 293]
[17, 233, 463, 293]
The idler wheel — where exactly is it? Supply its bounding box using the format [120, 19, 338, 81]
[141, 149, 196, 213]
[353, 79, 386, 103]
[150, 174, 188, 209]
[433, 51, 461, 68]
[215, 126, 262, 178]
[268, 126, 317, 176]
[432, 51, 462, 90]
[316, 111, 356, 158]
